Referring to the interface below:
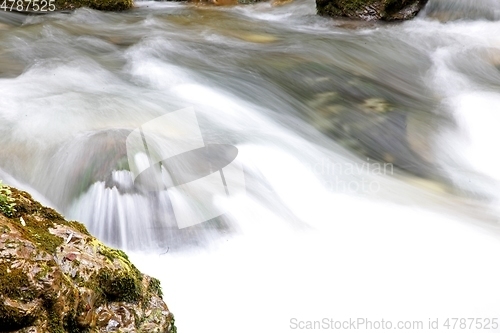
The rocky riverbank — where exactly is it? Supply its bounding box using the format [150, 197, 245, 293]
[0, 184, 176, 333]
[51, 0, 430, 18]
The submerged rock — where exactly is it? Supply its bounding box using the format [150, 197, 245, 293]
[316, 0, 429, 21]
[0, 187, 176, 333]
[305, 78, 437, 178]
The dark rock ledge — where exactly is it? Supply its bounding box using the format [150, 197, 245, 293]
[0, 184, 176, 333]
[53, 0, 133, 11]
[317, 0, 429, 21]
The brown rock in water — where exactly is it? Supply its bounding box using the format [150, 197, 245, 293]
[53, 0, 133, 11]
[0, 186, 176, 333]
[316, 0, 429, 21]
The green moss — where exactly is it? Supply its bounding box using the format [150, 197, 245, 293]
[0, 181, 16, 218]
[88, 238, 142, 281]
[147, 277, 163, 298]
[96, 267, 142, 303]
[0, 262, 39, 330]
[66, 221, 91, 236]
[91, 242, 145, 303]
[64, 309, 89, 333]
[8, 216, 64, 255]
[140, 276, 163, 312]
[0, 262, 37, 302]
[1, 189, 97, 255]
[76, 240, 144, 305]
[41, 280, 83, 333]
[34, 262, 52, 280]
[46, 305, 65, 333]
[103, 247, 130, 263]
[0, 301, 37, 331]
[5, 189, 81, 254]
[90, 239, 131, 264]
[170, 317, 177, 333]
[1, 224, 10, 234]
[8, 189, 62, 221]
[73, 300, 90, 331]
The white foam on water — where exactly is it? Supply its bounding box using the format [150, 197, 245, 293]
[130, 145, 500, 333]
[420, 20, 500, 207]
[450, 92, 500, 182]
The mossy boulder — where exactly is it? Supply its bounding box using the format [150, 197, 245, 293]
[53, 0, 133, 11]
[316, 0, 429, 21]
[0, 187, 176, 333]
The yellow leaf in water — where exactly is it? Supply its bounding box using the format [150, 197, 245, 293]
[272, 0, 293, 6]
[237, 33, 278, 44]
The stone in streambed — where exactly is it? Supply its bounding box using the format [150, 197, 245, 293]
[360, 97, 393, 113]
[316, 0, 429, 21]
[54, 0, 133, 11]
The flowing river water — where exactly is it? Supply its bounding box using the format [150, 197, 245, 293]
[1, 0, 500, 332]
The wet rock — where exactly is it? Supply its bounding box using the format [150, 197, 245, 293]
[53, 0, 133, 11]
[0, 187, 176, 333]
[316, 0, 429, 21]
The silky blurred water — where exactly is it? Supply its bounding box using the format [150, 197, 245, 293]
[0, 0, 500, 332]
